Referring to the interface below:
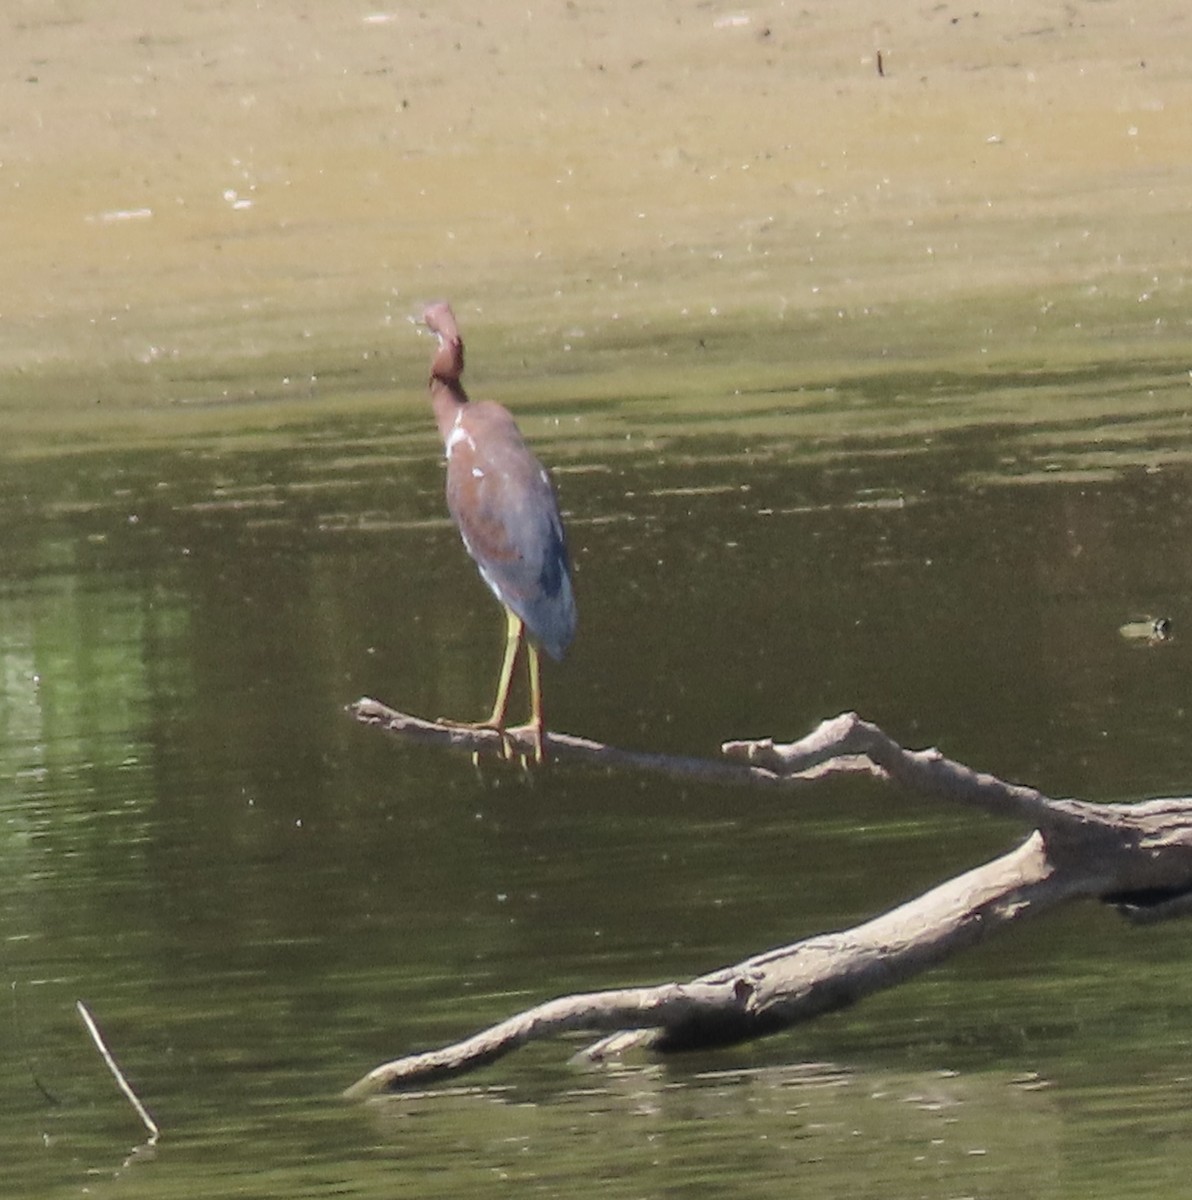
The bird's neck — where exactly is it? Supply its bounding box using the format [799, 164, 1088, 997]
[430, 372, 469, 445]
[428, 331, 469, 442]
[431, 332, 464, 382]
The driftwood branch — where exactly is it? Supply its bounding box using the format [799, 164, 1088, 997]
[348, 697, 820, 787]
[345, 702, 1192, 1098]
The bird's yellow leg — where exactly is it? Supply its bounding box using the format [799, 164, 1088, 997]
[486, 607, 524, 730]
[472, 606, 524, 760]
[505, 640, 547, 765]
[438, 607, 523, 760]
[528, 640, 545, 763]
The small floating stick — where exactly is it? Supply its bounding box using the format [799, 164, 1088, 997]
[76, 1000, 160, 1143]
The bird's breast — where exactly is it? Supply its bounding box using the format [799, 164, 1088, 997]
[445, 415, 477, 457]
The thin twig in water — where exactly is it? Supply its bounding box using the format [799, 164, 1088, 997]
[76, 1000, 160, 1143]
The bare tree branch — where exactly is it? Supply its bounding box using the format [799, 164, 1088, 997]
[348, 697, 814, 787]
[343, 980, 742, 1100]
[344, 702, 1192, 1099]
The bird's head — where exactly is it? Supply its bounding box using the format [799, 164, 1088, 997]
[424, 301, 465, 382]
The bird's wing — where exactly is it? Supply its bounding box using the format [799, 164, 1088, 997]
[445, 403, 576, 659]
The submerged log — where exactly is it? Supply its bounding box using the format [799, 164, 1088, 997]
[343, 701, 1192, 1099]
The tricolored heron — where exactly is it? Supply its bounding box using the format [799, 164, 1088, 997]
[424, 301, 576, 763]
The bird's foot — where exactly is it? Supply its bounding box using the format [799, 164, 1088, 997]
[501, 722, 547, 767]
[435, 716, 539, 765]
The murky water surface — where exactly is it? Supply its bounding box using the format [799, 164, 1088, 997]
[4, 333, 1192, 1197]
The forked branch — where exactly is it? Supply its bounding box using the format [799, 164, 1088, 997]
[344, 701, 1192, 1098]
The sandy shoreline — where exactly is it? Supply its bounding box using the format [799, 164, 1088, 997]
[2, 0, 1189, 383]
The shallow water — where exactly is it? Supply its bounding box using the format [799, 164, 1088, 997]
[4, 331, 1192, 1197]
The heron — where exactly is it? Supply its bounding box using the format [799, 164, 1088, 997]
[424, 301, 576, 763]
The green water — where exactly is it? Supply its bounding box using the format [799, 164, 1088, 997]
[3, 324, 1192, 1197]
